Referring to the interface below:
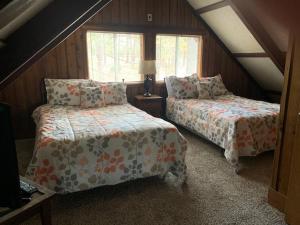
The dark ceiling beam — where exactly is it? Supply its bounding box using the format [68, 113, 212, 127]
[229, 0, 285, 73]
[195, 0, 230, 14]
[0, 0, 112, 90]
[233, 53, 269, 58]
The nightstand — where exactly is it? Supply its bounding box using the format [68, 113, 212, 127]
[134, 95, 163, 118]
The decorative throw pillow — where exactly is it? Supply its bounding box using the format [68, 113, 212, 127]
[45, 79, 92, 106]
[196, 81, 213, 99]
[100, 82, 127, 105]
[169, 77, 198, 99]
[199, 75, 229, 97]
[80, 86, 105, 108]
[165, 74, 199, 98]
[186, 73, 199, 85]
[210, 74, 229, 96]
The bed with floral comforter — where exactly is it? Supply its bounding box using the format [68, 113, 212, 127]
[26, 104, 187, 194]
[166, 95, 279, 167]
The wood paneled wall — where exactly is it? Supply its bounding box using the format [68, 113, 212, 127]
[0, 0, 265, 139]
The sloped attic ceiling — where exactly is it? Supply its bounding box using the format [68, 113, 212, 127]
[0, 0, 53, 42]
[0, 0, 112, 89]
[188, 0, 287, 92]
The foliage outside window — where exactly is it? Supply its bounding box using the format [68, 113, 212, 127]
[87, 31, 143, 82]
[156, 35, 201, 80]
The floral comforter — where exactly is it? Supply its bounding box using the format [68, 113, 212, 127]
[26, 104, 187, 193]
[166, 95, 279, 166]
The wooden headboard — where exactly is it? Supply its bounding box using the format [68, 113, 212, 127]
[40, 78, 47, 104]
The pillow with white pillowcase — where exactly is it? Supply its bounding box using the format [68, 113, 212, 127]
[166, 74, 199, 98]
[45, 79, 92, 106]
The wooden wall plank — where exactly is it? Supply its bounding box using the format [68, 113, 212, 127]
[55, 43, 68, 76]
[120, 0, 129, 25]
[111, 0, 120, 24]
[169, 0, 178, 27]
[65, 35, 78, 78]
[137, 0, 147, 26]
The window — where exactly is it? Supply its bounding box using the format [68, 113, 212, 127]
[156, 35, 201, 80]
[87, 31, 143, 82]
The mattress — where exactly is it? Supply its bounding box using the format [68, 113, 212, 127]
[166, 95, 279, 166]
[26, 104, 187, 193]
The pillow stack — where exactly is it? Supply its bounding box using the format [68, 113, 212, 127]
[45, 79, 127, 108]
[165, 74, 229, 100]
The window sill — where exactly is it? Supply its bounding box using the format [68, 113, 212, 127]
[125, 81, 144, 86]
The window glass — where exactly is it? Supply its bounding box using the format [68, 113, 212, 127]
[87, 31, 143, 82]
[156, 35, 201, 80]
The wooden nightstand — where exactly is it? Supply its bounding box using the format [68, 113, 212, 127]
[134, 95, 163, 118]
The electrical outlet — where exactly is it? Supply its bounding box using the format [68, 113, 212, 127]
[147, 13, 152, 22]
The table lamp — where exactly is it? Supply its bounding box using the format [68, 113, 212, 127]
[139, 60, 156, 97]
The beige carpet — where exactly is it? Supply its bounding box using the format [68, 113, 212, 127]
[16, 129, 286, 225]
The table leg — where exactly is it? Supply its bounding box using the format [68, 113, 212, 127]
[40, 201, 52, 225]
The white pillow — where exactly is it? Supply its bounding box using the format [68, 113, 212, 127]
[165, 74, 199, 97]
[165, 76, 176, 97]
[45, 79, 92, 106]
[169, 77, 198, 99]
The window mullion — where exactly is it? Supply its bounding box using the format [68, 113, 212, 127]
[114, 33, 118, 82]
[89, 33, 93, 80]
[175, 37, 179, 76]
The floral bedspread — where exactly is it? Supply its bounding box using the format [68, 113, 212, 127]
[26, 104, 187, 193]
[166, 95, 279, 166]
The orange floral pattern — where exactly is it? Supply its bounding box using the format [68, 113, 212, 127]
[167, 95, 279, 166]
[26, 104, 187, 193]
[89, 81, 127, 105]
[80, 86, 105, 108]
[45, 79, 93, 106]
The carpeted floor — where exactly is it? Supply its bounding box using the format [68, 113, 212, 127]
[16, 129, 286, 225]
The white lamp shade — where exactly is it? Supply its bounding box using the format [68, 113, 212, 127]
[139, 60, 157, 75]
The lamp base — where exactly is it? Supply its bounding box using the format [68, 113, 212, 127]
[144, 74, 152, 98]
[144, 92, 152, 97]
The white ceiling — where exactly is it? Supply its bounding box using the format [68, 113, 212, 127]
[238, 57, 284, 92]
[187, 0, 284, 92]
[201, 6, 265, 53]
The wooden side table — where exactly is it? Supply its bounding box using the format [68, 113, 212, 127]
[0, 177, 55, 225]
[134, 95, 163, 118]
